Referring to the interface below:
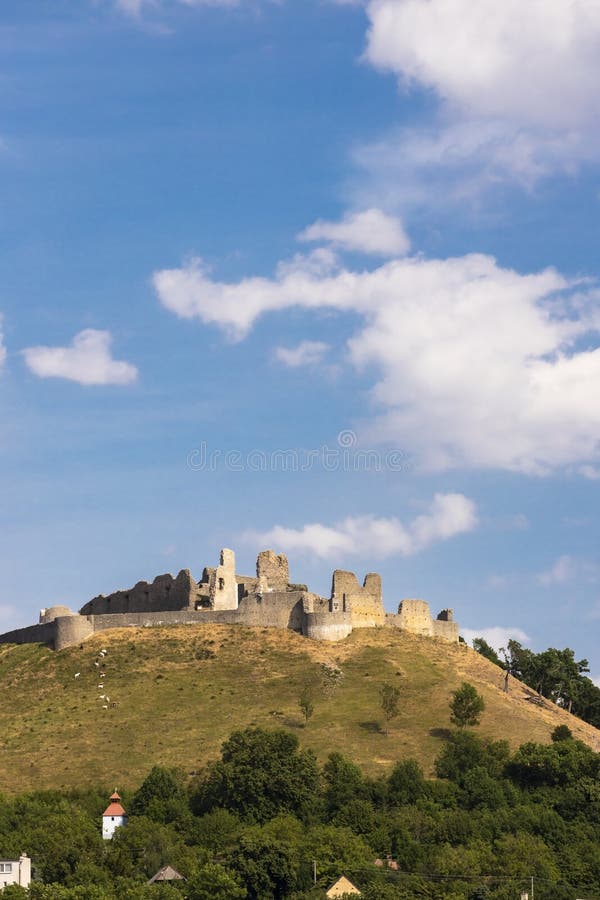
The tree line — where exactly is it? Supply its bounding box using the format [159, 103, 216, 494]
[0, 715, 599, 899]
[472, 637, 600, 727]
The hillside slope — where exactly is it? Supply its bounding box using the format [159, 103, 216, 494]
[0, 624, 598, 794]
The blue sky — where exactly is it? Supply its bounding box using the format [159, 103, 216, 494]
[1, 0, 600, 678]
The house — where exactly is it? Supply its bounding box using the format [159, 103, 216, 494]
[326, 874, 361, 897]
[102, 790, 127, 840]
[0, 854, 31, 890]
[147, 865, 185, 884]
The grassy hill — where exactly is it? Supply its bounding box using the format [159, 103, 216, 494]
[0, 624, 598, 795]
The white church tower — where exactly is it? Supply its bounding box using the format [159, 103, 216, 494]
[102, 790, 127, 840]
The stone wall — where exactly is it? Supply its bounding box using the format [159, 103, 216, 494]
[54, 615, 94, 650]
[79, 570, 197, 616]
[302, 595, 353, 641]
[209, 549, 238, 611]
[331, 569, 385, 628]
[0, 548, 461, 650]
[256, 550, 290, 592]
[39, 606, 75, 624]
[386, 600, 459, 643]
[0, 621, 56, 648]
[86, 590, 306, 636]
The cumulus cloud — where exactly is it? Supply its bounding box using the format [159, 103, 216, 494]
[462, 626, 530, 653]
[275, 341, 330, 368]
[23, 329, 138, 386]
[364, 0, 600, 130]
[353, 0, 600, 200]
[298, 208, 410, 257]
[154, 243, 600, 474]
[246, 492, 478, 559]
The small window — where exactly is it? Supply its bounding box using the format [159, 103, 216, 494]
[218, 577, 225, 590]
[0, 864, 12, 873]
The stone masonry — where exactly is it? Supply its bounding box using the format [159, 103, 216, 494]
[0, 548, 460, 650]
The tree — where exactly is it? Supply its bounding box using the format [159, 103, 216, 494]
[387, 759, 428, 806]
[191, 728, 320, 824]
[187, 863, 247, 900]
[551, 725, 573, 742]
[450, 682, 485, 728]
[379, 683, 401, 735]
[129, 765, 189, 823]
[299, 686, 315, 726]
[472, 638, 503, 668]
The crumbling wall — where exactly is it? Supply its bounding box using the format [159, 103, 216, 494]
[331, 570, 384, 628]
[79, 569, 197, 616]
[432, 609, 459, 642]
[302, 594, 353, 641]
[87, 590, 306, 637]
[387, 600, 459, 643]
[256, 550, 290, 592]
[393, 599, 434, 636]
[209, 548, 238, 611]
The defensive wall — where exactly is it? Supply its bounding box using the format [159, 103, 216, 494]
[0, 548, 460, 650]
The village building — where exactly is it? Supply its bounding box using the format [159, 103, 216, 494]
[102, 790, 127, 840]
[147, 865, 185, 884]
[0, 854, 31, 890]
[326, 874, 362, 897]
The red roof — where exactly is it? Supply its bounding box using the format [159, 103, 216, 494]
[103, 791, 126, 817]
[103, 801, 126, 817]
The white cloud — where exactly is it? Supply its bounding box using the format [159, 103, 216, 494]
[353, 120, 596, 215]
[23, 329, 138, 387]
[537, 555, 599, 587]
[462, 626, 530, 653]
[275, 341, 330, 368]
[353, 0, 600, 199]
[364, 0, 600, 130]
[154, 244, 600, 474]
[538, 555, 577, 587]
[247, 492, 478, 559]
[298, 208, 410, 257]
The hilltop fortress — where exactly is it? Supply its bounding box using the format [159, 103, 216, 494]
[0, 549, 459, 651]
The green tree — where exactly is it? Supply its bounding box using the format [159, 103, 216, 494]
[322, 753, 368, 817]
[299, 686, 315, 726]
[129, 766, 189, 824]
[472, 638, 503, 668]
[387, 759, 428, 807]
[187, 862, 247, 899]
[379, 683, 401, 735]
[551, 724, 573, 742]
[450, 682, 485, 728]
[191, 727, 320, 824]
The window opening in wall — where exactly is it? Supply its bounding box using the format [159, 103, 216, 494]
[218, 578, 225, 590]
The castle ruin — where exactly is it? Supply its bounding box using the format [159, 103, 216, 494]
[0, 549, 459, 651]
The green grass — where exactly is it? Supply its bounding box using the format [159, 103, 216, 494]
[0, 624, 598, 794]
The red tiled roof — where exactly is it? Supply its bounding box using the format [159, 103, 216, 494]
[103, 802, 126, 817]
